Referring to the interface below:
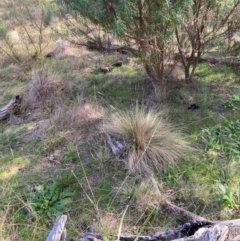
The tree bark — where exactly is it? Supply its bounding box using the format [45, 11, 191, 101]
[145, 63, 166, 101]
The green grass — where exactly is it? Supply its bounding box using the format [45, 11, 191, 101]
[201, 120, 240, 161]
[86, 67, 152, 109]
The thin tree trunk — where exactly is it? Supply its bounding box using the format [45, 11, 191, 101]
[145, 63, 166, 101]
[184, 65, 191, 83]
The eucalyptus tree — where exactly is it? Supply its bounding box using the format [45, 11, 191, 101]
[58, 0, 192, 100]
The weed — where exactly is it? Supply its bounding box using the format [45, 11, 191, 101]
[222, 94, 240, 111]
[222, 99, 237, 111]
[27, 182, 75, 220]
[216, 182, 240, 217]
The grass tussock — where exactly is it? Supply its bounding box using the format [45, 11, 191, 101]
[27, 70, 63, 110]
[103, 106, 195, 176]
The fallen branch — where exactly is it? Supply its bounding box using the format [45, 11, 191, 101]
[45, 215, 67, 241]
[86, 40, 138, 56]
[0, 95, 22, 121]
[164, 200, 207, 222]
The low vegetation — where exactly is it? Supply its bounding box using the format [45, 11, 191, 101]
[103, 106, 194, 176]
[0, 0, 240, 240]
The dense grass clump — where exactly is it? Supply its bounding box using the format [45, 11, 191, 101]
[103, 106, 195, 176]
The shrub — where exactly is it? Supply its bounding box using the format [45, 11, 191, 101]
[103, 106, 194, 176]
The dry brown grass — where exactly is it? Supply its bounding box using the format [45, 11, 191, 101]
[103, 106, 195, 176]
[26, 70, 63, 110]
[91, 212, 121, 236]
[134, 177, 166, 211]
[52, 99, 104, 143]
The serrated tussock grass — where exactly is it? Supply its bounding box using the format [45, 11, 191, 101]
[103, 106, 195, 176]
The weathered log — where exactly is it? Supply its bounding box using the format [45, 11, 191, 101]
[46, 215, 240, 241]
[79, 200, 240, 241]
[0, 95, 22, 120]
[81, 219, 240, 241]
[45, 215, 67, 241]
[172, 219, 240, 241]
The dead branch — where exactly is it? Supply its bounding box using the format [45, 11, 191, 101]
[164, 200, 207, 222]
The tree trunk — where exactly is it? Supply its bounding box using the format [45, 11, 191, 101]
[184, 65, 191, 83]
[152, 78, 166, 101]
[145, 62, 166, 101]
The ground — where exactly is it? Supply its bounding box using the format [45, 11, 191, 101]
[0, 1, 240, 240]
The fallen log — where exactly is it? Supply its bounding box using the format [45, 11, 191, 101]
[86, 40, 138, 56]
[0, 95, 22, 121]
[80, 200, 240, 241]
[46, 212, 240, 241]
[45, 215, 67, 241]
[81, 219, 240, 241]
